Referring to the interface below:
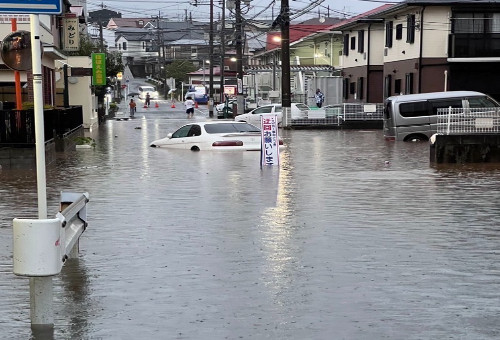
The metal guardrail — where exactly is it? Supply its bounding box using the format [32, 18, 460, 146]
[12, 192, 89, 327]
[437, 107, 500, 135]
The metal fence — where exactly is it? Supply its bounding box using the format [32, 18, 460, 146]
[291, 103, 384, 127]
[0, 106, 83, 146]
[437, 107, 500, 135]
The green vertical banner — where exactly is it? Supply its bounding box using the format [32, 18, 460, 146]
[92, 53, 106, 85]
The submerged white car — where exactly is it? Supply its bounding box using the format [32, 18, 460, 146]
[150, 121, 283, 151]
[234, 103, 308, 126]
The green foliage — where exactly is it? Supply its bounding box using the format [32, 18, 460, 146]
[74, 136, 96, 147]
[22, 102, 53, 110]
[165, 60, 197, 88]
[66, 33, 123, 78]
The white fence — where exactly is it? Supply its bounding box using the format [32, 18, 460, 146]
[291, 103, 384, 126]
[437, 107, 500, 135]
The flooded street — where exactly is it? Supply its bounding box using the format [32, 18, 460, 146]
[1, 106, 500, 339]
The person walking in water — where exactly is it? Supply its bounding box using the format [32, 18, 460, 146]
[315, 89, 325, 108]
[185, 96, 195, 118]
[145, 92, 151, 107]
[129, 98, 137, 117]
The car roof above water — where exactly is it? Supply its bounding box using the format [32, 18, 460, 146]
[386, 91, 487, 103]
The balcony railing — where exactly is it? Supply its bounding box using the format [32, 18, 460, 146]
[448, 33, 500, 58]
[0, 106, 83, 147]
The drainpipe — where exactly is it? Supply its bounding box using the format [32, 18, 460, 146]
[366, 24, 371, 102]
[418, 6, 426, 93]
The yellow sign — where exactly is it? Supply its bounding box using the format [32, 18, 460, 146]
[117, 72, 123, 81]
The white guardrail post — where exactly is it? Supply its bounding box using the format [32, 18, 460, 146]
[12, 192, 89, 328]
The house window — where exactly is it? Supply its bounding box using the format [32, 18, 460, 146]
[343, 34, 349, 56]
[405, 73, 414, 94]
[122, 42, 127, 50]
[407, 14, 416, 43]
[394, 79, 402, 94]
[396, 24, 403, 40]
[357, 77, 364, 100]
[343, 78, 349, 99]
[453, 12, 500, 34]
[384, 74, 392, 98]
[357, 30, 365, 53]
[350, 36, 356, 50]
[139, 20, 144, 26]
[118, 43, 121, 50]
[349, 82, 356, 95]
[385, 21, 393, 47]
[143, 41, 145, 49]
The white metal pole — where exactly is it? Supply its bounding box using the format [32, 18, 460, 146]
[31, 15, 47, 219]
[30, 14, 53, 328]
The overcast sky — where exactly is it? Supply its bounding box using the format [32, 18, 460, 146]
[87, 0, 402, 22]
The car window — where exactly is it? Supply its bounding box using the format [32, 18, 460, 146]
[429, 99, 463, 115]
[172, 125, 192, 138]
[275, 106, 283, 112]
[204, 123, 260, 134]
[188, 125, 201, 137]
[253, 106, 274, 114]
[295, 103, 309, 110]
[468, 96, 500, 108]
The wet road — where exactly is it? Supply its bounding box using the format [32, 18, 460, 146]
[1, 102, 500, 339]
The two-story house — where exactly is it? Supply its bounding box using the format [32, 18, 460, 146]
[339, 0, 500, 103]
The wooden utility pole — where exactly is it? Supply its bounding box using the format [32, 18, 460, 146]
[281, 0, 291, 127]
[236, 0, 244, 115]
[219, 0, 226, 104]
[209, 0, 214, 117]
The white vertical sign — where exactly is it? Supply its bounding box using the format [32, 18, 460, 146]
[63, 16, 79, 51]
[260, 114, 280, 166]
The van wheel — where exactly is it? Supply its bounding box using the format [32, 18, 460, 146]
[191, 146, 200, 151]
[404, 135, 428, 142]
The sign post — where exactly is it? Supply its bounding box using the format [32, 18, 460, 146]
[0, 0, 62, 329]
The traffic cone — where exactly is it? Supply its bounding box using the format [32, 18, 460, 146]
[155, 102, 159, 108]
[171, 102, 176, 108]
[195, 101, 199, 108]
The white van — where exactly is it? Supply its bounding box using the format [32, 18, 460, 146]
[383, 91, 500, 141]
[138, 85, 159, 100]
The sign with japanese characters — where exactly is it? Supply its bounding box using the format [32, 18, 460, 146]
[91, 53, 106, 86]
[260, 114, 280, 166]
[63, 17, 79, 51]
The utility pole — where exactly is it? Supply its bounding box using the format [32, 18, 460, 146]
[236, 0, 244, 116]
[219, 0, 226, 104]
[208, 0, 214, 117]
[281, 0, 291, 128]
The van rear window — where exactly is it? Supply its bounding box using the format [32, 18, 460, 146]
[399, 101, 429, 117]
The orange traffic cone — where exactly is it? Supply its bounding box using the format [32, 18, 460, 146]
[195, 101, 199, 108]
[155, 102, 159, 108]
[171, 102, 176, 108]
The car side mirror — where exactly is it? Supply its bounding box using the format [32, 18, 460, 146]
[167, 133, 173, 139]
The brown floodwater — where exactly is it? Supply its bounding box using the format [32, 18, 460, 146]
[1, 109, 500, 339]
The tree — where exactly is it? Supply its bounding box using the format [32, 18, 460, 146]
[164, 60, 197, 89]
[67, 33, 123, 77]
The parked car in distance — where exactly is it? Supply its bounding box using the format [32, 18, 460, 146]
[216, 98, 237, 114]
[138, 85, 159, 100]
[234, 103, 308, 126]
[149, 121, 283, 151]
